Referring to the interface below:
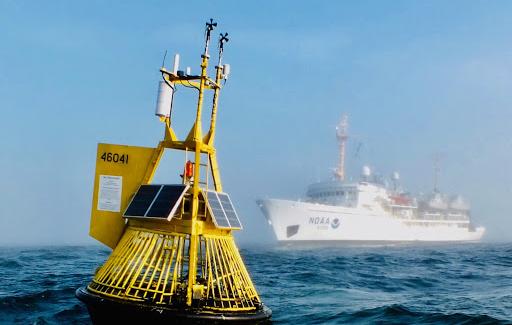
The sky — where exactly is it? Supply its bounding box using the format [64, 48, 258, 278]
[1, 0, 512, 246]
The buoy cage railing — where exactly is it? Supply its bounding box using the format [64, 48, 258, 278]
[87, 228, 261, 312]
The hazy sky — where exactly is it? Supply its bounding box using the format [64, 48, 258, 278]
[1, 1, 512, 246]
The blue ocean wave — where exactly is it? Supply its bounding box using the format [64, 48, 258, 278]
[341, 304, 507, 324]
[0, 243, 511, 324]
[0, 258, 21, 268]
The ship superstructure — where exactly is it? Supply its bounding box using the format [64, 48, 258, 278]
[258, 116, 485, 242]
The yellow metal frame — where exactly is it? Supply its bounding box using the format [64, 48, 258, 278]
[88, 228, 260, 311]
[88, 25, 262, 311]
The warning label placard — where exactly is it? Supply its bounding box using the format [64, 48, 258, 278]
[97, 175, 122, 212]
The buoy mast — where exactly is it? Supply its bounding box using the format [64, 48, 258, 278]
[149, 19, 229, 306]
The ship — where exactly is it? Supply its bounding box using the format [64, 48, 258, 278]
[257, 115, 485, 243]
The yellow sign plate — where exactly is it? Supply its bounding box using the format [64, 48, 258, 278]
[90, 143, 156, 248]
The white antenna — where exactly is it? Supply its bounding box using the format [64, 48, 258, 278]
[433, 152, 444, 193]
[334, 114, 349, 181]
[173, 54, 180, 74]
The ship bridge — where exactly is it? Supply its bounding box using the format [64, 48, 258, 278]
[306, 181, 358, 207]
[306, 181, 391, 209]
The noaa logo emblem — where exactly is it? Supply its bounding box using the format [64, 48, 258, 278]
[331, 218, 340, 229]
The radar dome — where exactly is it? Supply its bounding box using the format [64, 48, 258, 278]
[362, 165, 371, 177]
[450, 195, 470, 210]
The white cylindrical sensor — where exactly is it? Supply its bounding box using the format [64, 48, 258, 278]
[223, 64, 231, 79]
[186, 67, 191, 75]
[155, 81, 174, 117]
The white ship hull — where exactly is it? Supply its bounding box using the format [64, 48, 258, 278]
[258, 199, 485, 242]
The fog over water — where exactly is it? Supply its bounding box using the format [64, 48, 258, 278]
[1, 1, 511, 246]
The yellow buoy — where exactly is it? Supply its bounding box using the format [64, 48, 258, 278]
[76, 20, 272, 323]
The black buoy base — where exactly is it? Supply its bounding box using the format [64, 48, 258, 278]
[76, 287, 272, 324]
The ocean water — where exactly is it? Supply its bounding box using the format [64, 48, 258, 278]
[1, 243, 511, 324]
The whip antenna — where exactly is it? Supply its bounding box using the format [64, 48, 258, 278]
[161, 50, 168, 68]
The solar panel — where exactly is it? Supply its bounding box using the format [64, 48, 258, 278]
[204, 190, 243, 229]
[146, 185, 188, 219]
[217, 193, 242, 229]
[206, 191, 230, 228]
[124, 185, 161, 217]
[124, 184, 189, 220]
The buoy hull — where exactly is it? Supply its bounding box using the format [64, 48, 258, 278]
[76, 287, 272, 324]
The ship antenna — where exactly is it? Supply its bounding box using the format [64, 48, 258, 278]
[433, 153, 443, 193]
[335, 114, 349, 181]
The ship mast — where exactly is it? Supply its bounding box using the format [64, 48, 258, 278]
[433, 152, 442, 193]
[335, 114, 348, 181]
